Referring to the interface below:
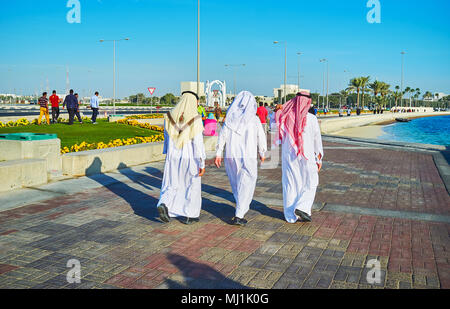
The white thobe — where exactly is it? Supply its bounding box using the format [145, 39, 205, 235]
[282, 113, 324, 223]
[158, 129, 206, 219]
[216, 116, 267, 219]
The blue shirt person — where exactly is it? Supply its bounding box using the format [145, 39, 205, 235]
[90, 92, 100, 124]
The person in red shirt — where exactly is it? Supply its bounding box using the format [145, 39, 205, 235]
[49, 90, 61, 124]
[256, 102, 269, 132]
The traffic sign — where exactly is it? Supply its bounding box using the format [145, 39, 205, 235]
[148, 87, 156, 95]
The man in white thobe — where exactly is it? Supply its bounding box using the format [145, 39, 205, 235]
[277, 92, 324, 224]
[215, 91, 267, 226]
[157, 91, 206, 225]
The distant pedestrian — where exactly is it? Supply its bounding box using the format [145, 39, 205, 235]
[38, 92, 50, 125]
[63, 89, 78, 125]
[49, 90, 60, 124]
[90, 92, 100, 124]
[257, 102, 269, 133]
[74, 94, 83, 124]
[347, 108, 351, 117]
[214, 102, 222, 122]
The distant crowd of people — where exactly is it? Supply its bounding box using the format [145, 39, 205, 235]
[37, 90, 100, 125]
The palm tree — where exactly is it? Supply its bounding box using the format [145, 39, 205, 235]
[360, 76, 371, 108]
[380, 82, 391, 108]
[393, 90, 403, 107]
[369, 80, 384, 109]
[348, 77, 364, 108]
[409, 88, 415, 108]
[339, 89, 350, 107]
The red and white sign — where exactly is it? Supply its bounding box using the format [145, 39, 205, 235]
[148, 87, 156, 95]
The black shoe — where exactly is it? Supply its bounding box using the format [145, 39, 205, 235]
[231, 217, 248, 227]
[184, 217, 200, 225]
[295, 209, 312, 222]
[157, 204, 170, 223]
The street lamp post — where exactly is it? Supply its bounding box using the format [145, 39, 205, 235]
[401, 51, 406, 107]
[297, 52, 302, 91]
[197, 0, 200, 99]
[320, 59, 328, 109]
[274, 41, 287, 104]
[225, 64, 246, 98]
[100, 38, 130, 115]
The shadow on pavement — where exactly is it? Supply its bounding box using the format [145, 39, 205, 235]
[85, 158, 161, 223]
[163, 254, 249, 289]
[143, 166, 285, 223]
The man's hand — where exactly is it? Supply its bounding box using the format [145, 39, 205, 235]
[198, 168, 206, 177]
[260, 155, 266, 163]
[317, 163, 322, 173]
[214, 157, 222, 168]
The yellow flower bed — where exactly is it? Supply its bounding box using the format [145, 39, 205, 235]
[0, 118, 31, 128]
[125, 114, 164, 120]
[61, 135, 164, 154]
[117, 119, 164, 133]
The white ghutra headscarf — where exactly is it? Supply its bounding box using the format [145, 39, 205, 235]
[224, 91, 257, 135]
[164, 91, 204, 149]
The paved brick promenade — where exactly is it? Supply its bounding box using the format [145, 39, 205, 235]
[0, 137, 449, 289]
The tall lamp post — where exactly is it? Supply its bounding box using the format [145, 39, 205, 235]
[320, 58, 329, 110]
[274, 41, 287, 104]
[401, 51, 406, 107]
[319, 59, 326, 109]
[100, 38, 130, 115]
[197, 0, 200, 99]
[297, 52, 302, 91]
[225, 64, 246, 98]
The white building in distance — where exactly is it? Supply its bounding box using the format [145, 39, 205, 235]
[423, 92, 447, 102]
[273, 84, 310, 98]
[181, 82, 205, 97]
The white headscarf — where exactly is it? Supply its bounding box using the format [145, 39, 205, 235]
[224, 91, 257, 135]
[164, 91, 204, 149]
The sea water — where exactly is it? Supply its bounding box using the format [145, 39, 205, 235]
[380, 115, 450, 146]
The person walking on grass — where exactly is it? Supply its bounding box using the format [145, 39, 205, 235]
[74, 94, 83, 124]
[63, 89, 78, 125]
[49, 90, 61, 124]
[90, 92, 100, 124]
[38, 92, 50, 125]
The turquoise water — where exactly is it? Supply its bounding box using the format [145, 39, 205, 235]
[380, 115, 450, 146]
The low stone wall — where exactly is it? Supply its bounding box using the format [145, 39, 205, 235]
[0, 139, 62, 173]
[0, 159, 47, 192]
[320, 112, 450, 134]
[62, 136, 218, 177]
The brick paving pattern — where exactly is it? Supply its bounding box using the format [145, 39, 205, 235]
[0, 139, 449, 289]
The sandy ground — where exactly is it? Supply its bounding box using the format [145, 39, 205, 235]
[332, 125, 386, 139]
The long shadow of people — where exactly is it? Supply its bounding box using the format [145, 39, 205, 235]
[86, 158, 161, 223]
[117, 163, 162, 191]
[163, 254, 249, 289]
[142, 166, 284, 223]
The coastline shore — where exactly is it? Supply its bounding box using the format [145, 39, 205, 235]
[328, 112, 450, 140]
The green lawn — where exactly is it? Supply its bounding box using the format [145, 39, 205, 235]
[0, 119, 162, 148]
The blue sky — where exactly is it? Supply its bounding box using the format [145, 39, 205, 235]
[0, 0, 449, 98]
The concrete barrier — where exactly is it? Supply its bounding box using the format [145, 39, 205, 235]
[62, 136, 218, 177]
[0, 138, 62, 174]
[0, 159, 48, 192]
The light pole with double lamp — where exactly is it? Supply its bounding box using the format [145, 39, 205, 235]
[100, 38, 130, 115]
[225, 64, 246, 98]
[274, 41, 287, 104]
